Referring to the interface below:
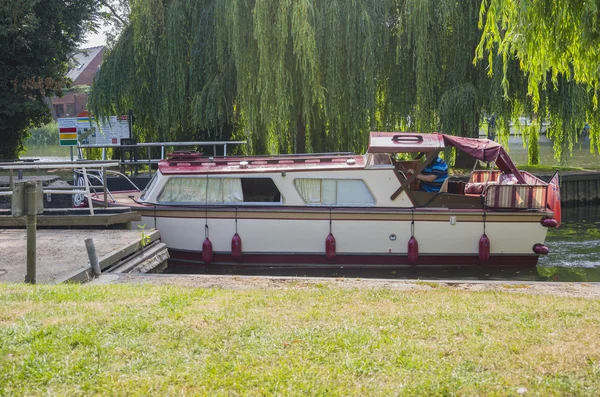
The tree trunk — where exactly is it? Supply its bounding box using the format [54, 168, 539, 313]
[296, 113, 306, 154]
[454, 119, 477, 169]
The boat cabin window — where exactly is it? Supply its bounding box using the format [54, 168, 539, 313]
[295, 179, 375, 206]
[240, 178, 281, 202]
[368, 153, 393, 167]
[157, 177, 281, 204]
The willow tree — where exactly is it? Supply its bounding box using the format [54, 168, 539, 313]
[477, 0, 600, 163]
[92, 0, 571, 165]
[383, 0, 531, 167]
[93, 0, 504, 158]
[90, 0, 396, 154]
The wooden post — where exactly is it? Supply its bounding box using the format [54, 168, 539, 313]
[85, 238, 102, 276]
[81, 166, 94, 215]
[24, 181, 42, 284]
[147, 146, 151, 177]
[103, 167, 108, 207]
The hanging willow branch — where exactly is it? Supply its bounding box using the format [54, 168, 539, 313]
[89, 0, 598, 164]
[477, 0, 600, 158]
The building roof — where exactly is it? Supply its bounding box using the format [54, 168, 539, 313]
[66, 46, 105, 83]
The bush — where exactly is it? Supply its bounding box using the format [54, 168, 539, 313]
[25, 121, 59, 145]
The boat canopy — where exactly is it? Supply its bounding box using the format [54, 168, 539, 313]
[368, 132, 444, 153]
[367, 132, 524, 183]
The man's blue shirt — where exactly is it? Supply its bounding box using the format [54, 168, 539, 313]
[420, 157, 448, 192]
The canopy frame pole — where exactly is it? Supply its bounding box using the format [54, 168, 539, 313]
[390, 148, 442, 202]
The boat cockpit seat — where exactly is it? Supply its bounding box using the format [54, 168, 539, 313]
[464, 181, 498, 195]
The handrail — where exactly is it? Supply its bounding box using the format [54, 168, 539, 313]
[77, 140, 247, 162]
[77, 141, 247, 148]
[0, 160, 119, 169]
[0, 160, 119, 215]
[76, 140, 247, 177]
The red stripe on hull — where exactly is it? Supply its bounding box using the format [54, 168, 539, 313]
[169, 250, 539, 268]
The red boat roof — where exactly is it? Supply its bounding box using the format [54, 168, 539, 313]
[158, 152, 366, 174]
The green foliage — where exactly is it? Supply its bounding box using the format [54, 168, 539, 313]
[24, 122, 59, 146]
[477, 0, 600, 162]
[137, 223, 150, 248]
[545, 76, 590, 165]
[0, 0, 97, 159]
[90, 0, 600, 166]
[90, 0, 499, 155]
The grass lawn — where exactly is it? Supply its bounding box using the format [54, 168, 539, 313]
[0, 283, 599, 396]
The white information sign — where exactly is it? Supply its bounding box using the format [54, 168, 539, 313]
[58, 116, 130, 146]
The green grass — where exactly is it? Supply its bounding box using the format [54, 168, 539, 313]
[515, 164, 594, 173]
[450, 165, 598, 177]
[1, 284, 599, 396]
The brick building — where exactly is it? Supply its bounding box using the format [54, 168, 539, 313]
[51, 46, 106, 119]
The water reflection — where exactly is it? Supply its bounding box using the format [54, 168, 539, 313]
[536, 204, 600, 281]
[22, 144, 71, 161]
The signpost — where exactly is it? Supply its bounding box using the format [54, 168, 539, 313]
[58, 117, 78, 146]
[57, 115, 130, 147]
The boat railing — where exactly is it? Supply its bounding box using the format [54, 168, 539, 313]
[72, 169, 142, 207]
[0, 160, 119, 215]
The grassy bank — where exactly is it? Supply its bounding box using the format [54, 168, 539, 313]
[0, 283, 599, 396]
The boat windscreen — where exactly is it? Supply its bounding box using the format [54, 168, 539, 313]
[140, 173, 159, 201]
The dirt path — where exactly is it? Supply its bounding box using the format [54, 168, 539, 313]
[95, 273, 600, 299]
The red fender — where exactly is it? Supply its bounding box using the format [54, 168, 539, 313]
[231, 233, 242, 260]
[479, 234, 490, 262]
[547, 174, 561, 228]
[202, 238, 213, 265]
[533, 244, 549, 255]
[325, 233, 336, 261]
[407, 236, 419, 265]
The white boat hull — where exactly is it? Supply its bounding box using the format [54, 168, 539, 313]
[134, 208, 549, 267]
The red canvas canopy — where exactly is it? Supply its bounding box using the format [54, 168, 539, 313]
[441, 134, 525, 183]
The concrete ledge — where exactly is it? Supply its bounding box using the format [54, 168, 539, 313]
[109, 241, 169, 274]
[55, 230, 161, 283]
[0, 229, 160, 284]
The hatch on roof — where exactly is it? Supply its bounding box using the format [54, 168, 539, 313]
[166, 151, 203, 161]
[367, 132, 445, 153]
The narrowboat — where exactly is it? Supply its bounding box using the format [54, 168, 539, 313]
[95, 132, 561, 267]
